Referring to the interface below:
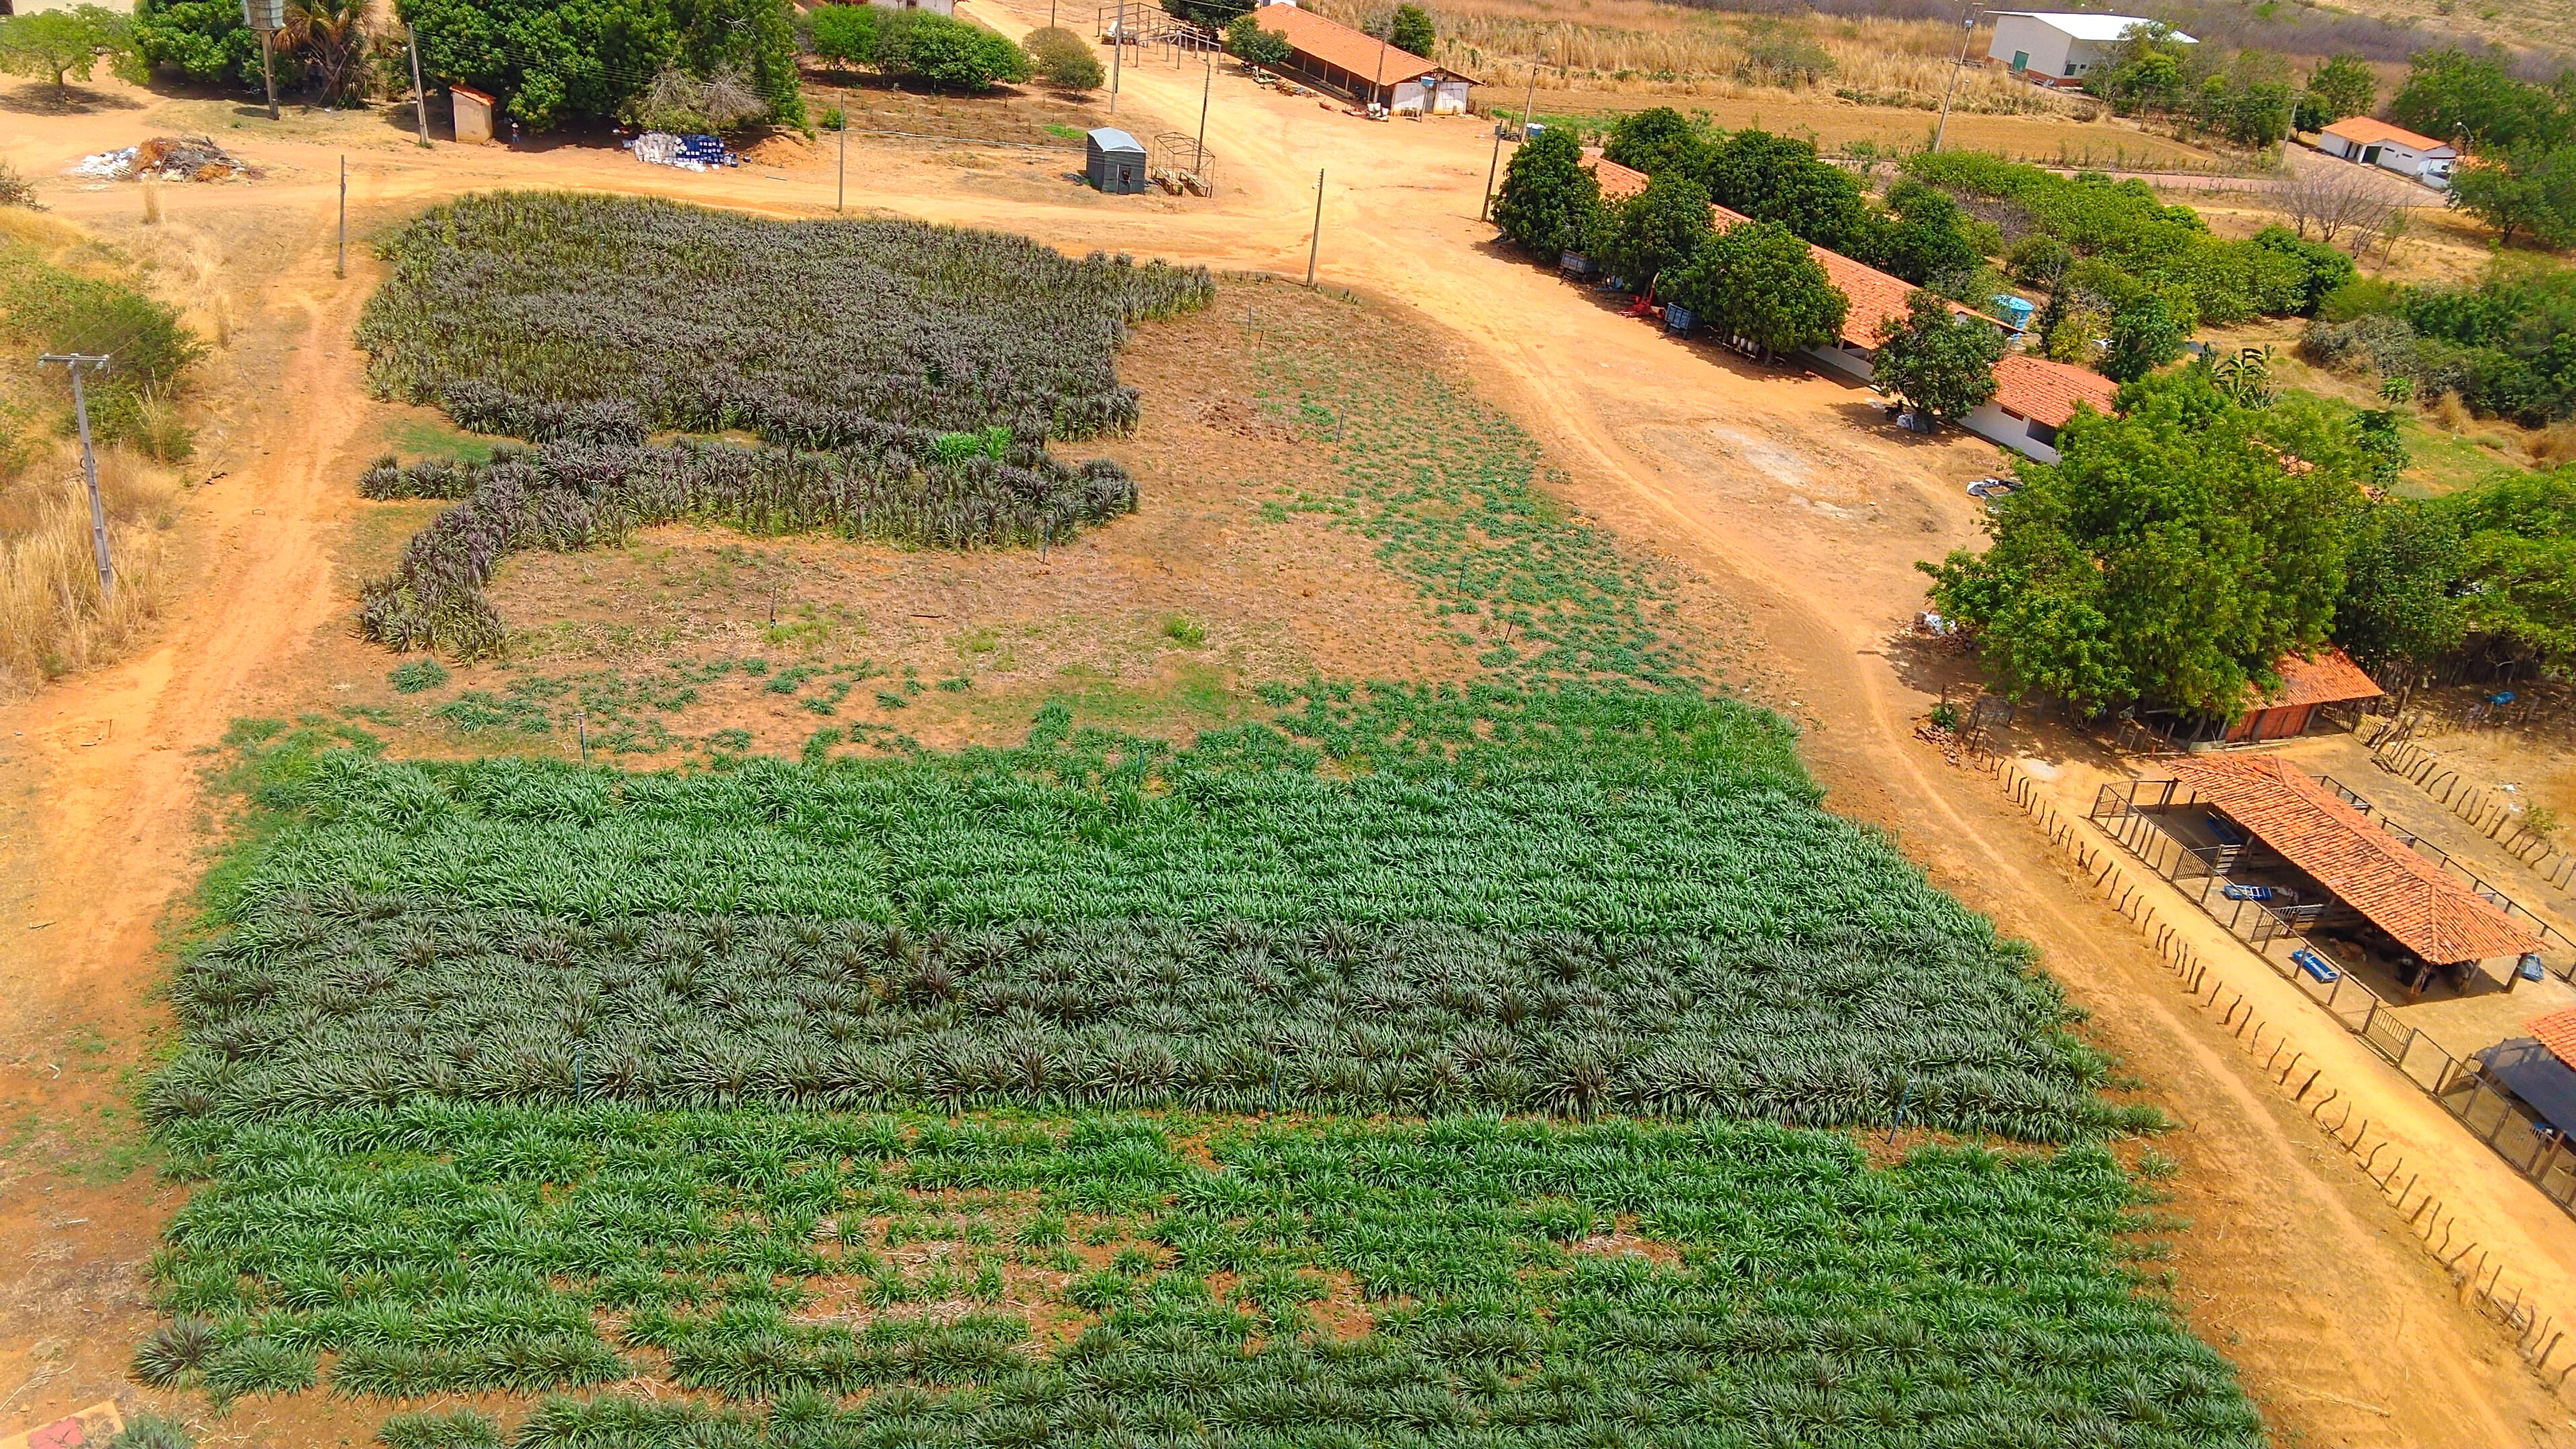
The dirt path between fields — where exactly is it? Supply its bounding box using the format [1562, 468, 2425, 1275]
[1, 55, 2571, 1446]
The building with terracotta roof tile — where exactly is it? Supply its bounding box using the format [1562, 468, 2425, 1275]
[2225, 647, 2382, 743]
[2160, 753, 2545, 973]
[2318, 115, 2457, 189]
[1249, 3, 1475, 113]
[1585, 154, 2114, 462]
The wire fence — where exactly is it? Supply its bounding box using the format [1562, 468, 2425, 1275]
[2086, 775, 2576, 1225]
[2361, 729, 2576, 894]
[1969, 751, 2572, 1376]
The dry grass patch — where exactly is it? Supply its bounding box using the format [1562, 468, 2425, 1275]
[0, 447, 175, 695]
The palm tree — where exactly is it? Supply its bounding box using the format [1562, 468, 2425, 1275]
[280, 0, 368, 107]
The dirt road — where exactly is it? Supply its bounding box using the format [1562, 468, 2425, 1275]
[1, 48, 2570, 1445]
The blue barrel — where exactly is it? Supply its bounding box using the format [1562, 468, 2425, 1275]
[1665, 303, 1695, 335]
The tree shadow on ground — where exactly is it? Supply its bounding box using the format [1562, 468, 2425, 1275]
[0, 82, 145, 115]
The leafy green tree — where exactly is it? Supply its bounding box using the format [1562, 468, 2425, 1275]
[2249, 225, 2355, 314]
[1594, 173, 1714, 292]
[2204, 75, 2296, 149]
[0, 5, 135, 98]
[1492, 127, 1601, 257]
[1024, 25, 1102, 89]
[1167, 0, 1255, 29]
[1389, 3, 1434, 58]
[877, 10, 1028, 91]
[1603, 106, 1705, 178]
[1872, 291, 2004, 427]
[2102, 292, 2184, 382]
[131, 0, 260, 87]
[1664, 220, 1847, 358]
[2449, 142, 2576, 249]
[1223, 11, 1290, 68]
[400, 0, 802, 131]
[2086, 22, 2192, 115]
[2335, 498, 2463, 671]
[2298, 54, 2374, 130]
[2390, 48, 2572, 151]
[1863, 178, 1987, 287]
[1923, 369, 2369, 716]
[810, 4, 879, 70]
[2447, 466, 2576, 667]
[1698, 128, 1866, 251]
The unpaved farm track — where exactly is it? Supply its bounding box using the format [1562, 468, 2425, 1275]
[1, 60, 2571, 1446]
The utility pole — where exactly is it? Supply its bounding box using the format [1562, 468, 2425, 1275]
[242, 0, 283, 120]
[258, 29, 278, 120]
[405, 26, 431, 146]
[337, 156, 347, 278]
[1371, 32, 1388, 115]
[1305, 167, 1323, 286]
[1110, 0, 1123, 114]
[1195, 50, 1212, 170]
[39, 354, 114, 602]
[1484, 54, 1542, 219]
[1933, 4, 1980, 153]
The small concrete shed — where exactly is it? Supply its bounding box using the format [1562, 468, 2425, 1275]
[450, 84, 496, 144]
[1086, 128, 1146, 194]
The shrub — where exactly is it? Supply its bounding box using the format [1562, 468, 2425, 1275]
[378, 1409, 505, 1449]
[0, 239, 203, 459]
[809, 3, 879, 69]
[626, 62, 771, 133]
[131, 0, 260, 89]
[388, 659, 450, 693]
[1024, 25, 1101, 90]
[107, 1415, 194, 1449]
[1389, 2, 1433, 56]
[876, 10, 1029, 91]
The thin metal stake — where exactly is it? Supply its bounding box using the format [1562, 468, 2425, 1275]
[837, 88, 848, 213]
[337, 156, 347, 278]
[40, 353, 113, 600]
[1887, 1081, 1912, 1142]
[578, 712, 588, 763]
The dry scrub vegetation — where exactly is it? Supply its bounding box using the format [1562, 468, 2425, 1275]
[1307, 0, 2091, 115]
[0, 209, 197, 695]
[0, 449, 174, 694]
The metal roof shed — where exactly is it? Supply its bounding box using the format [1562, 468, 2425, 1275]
[1087, 128, 1146, 195]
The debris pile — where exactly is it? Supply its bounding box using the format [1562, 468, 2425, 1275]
[69, 136, 257, 182]
[627, 132, 739, 171]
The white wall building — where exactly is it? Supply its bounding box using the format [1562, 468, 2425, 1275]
[2318, 116, 2459, 189]
[1985, 13, 2190, 86]
[868, 0, 957, 15]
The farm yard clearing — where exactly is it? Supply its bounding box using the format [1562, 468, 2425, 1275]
[0, 42, 2571, 1449]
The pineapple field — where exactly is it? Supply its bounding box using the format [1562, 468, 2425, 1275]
[127, 690, 2261, 1446]
[351, 195, 1210, 656]
[115, 205, 2268, 1447]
